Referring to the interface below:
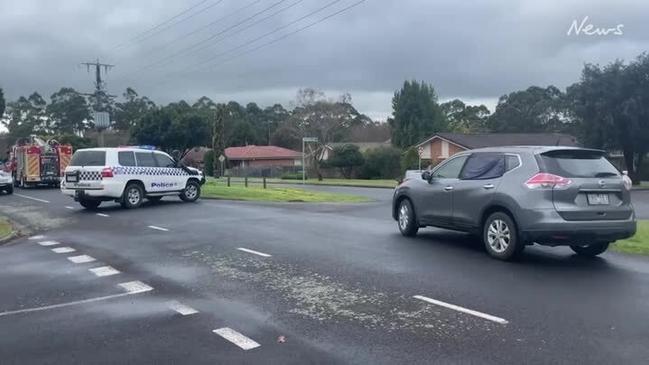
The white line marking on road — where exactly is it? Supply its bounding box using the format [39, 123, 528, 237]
[14, 193, 50, 203]
[67, 255, 96, 264]
[28, 235, 45, 240]
[148, 225, 169, 232]
[96, 213, 110, 217]
[38, 240, 60, 246]
[413, 295, 509, 324]
[212, 327, 260, 350]
[236, 247, 272, 258]
[65, 206, 75, 210]
[118, 281, 154, 294]
[167, 300, 199, 316]
[0, 282, 153, 318]
[51, 247, 76, 254]
[89, 266, 120, 277]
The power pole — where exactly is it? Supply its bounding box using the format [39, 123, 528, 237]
[80, 59, 115, 147]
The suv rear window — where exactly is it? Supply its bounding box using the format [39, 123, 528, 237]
[118, 151, 136, 166]
[540, 150, 619, 178]
[69, 151, 106, 166]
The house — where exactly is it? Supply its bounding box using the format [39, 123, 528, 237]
[415, 133, 578, 163]
[225, 145, 302, 168]
[321, 140, 391, 160]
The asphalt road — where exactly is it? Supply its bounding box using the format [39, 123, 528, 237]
[0, 186, 648, 364]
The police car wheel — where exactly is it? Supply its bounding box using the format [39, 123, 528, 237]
[121, 183, 144, 209]
[180, 181, 200, 202]
[79, 199, 101, 210]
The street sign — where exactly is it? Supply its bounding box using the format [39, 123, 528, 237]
[218, 154, 226, 162]
[302, 137, 318, 142]
[93, 111, 110, 129]
[417, 146, 424, 157]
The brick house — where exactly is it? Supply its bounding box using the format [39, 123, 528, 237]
[415, 133, 578, 164]
[225, 145, 302, 168]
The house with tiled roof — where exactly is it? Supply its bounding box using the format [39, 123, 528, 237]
[224, 145, 302, 168]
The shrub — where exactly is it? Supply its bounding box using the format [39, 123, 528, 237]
[203, 150, 214, 176]
[359, 146, 401, 179]
[327, 144, 365, 179]
[281, 172, 306, 180]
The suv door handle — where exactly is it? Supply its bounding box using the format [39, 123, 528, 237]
[444, 186, 454, 191]
[483, 184, 495, 189]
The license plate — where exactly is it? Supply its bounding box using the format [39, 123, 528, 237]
[66, 174, 78, 183]
[587, 193, 609, 205]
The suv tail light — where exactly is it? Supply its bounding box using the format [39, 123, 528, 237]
[525, 173, 572, 189]
[101, 167, 114, 178]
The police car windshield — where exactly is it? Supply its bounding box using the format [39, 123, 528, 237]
[70, 151, 106, 167]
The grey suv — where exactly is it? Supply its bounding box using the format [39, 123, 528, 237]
[392, 146, 636, 260]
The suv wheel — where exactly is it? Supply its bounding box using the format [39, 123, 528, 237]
[79, 199, 101, 210]
[180, 180, 201, 202]
[6, 185, 13, 195]
[397, 199, 418, 237]
[483, 212, 523, 260]
[121, 183, 144, 209]
[570, 242, 609, 257]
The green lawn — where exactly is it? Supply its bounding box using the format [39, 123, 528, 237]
[0, 217, 13, 239]
[613, 220, 649, 256]
[201, 181, 371, 203]
[208, 177, 397, 189]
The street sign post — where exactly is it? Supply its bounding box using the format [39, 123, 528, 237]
[302, 137, 318, 184]
[417, 146, 424, 171]
[218, 154, 226, 177]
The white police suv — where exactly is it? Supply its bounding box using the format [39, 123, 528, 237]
[61, 147, 205, 209]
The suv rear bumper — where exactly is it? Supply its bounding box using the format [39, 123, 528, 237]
[61, 180, 124, 200]
[521, 213, 636, 246]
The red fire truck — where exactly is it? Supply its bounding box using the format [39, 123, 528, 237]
[9, 136, 73, 188]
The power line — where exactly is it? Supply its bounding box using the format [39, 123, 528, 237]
[113, 0, 224, 50]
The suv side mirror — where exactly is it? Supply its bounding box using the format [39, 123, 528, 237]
[421, 170, 432, 182]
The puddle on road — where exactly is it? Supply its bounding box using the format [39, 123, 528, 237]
[187, 250, 505, 337]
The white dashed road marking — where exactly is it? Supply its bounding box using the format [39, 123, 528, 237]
[236, 248, 272, 258]
[89, 266, 120, 277]
[119, 281, 154, 294]
[38, 240, 60, 246]
[96, 213, 110, 217]
[29, 235, 45, 240]
[67, 255, 96, 264]
[14, 194, 50, 203]
[413, 295, 509, 324]
[148, 225, 169, 232]
[65, 206, 75, 210]
[0, 282, 154, 318]
[51, 247, 76, 254]
[213, 327, 261, 350]
[167, 300, 199, 316]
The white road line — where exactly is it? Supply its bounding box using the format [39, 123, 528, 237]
[236, 247, 272, 258]
[14, 193, 50, 203]
[65, 206, 75, 210]
[167, 300, 199, 316]
[67, 255, 96, 264]
[38, 240, 60, 246]
[89, 266, 120, 277]
[413, 295, 509, 325]
[0, 281, 153, 318]
[148, 225, 169, 232]
[118, 281, 154, 294]
[51, 247, 76, 254]
[28, 235, 45, 240]
[96, 213, 110, 217]
[212, 327, 260, 350]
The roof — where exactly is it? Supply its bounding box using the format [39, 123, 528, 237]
[416, 133, 578, 149]
[225, 145, 301, 160]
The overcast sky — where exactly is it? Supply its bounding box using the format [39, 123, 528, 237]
[1, 0, 648, 121]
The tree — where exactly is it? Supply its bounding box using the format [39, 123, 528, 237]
[401, 147, 420, 171]
[263, 104, 290, 145]
[487, 86, 570, 133]
[567, 54, 649, 182]
[0, 88, 5, 120]
[440, 99, 490, 133]
[47, 88, 91, 134]
[388, 80, 447, 149]
[3, 92, 49, 138]
[279, 89, 371, 179]
[113, 87, 155, 131]
[328, 144, 364, 178]
[359, 146, 402, 179]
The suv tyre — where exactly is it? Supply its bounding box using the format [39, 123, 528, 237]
[570, 242, 609, 257]
[79, 199, 101, 210]
[483, 212, 523, 261]
[397, 199, 419, 237]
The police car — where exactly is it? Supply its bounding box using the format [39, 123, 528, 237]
[61, 147, 205, 209]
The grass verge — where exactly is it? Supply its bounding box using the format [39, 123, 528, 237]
[201, 181, 371, 203]
[613, 220, 649, 256]
[279, 178, 397, 188]
[0, 217, 15, 241]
